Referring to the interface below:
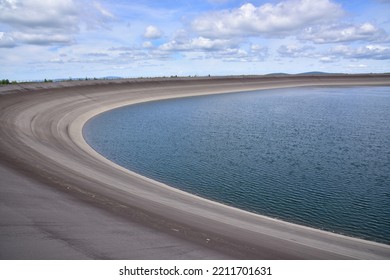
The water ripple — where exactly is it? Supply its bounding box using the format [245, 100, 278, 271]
[84, 86, 390, 244]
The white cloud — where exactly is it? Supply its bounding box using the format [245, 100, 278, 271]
[93, 2, 114, 18]
[157, 35, 268, 63]
[143, 41, 153, 48]
[192, 0, 343, 38]
[159, 36, 236, 51]
[0, 0, 79, 30]
[206, 44, 268, 62]
[277, 44, 314, 57]
[0, 0, 114, 47]
[144, 25, 162, 39]
[0, 32, 16, 47]
[301, 23, 388, 43]
[348, 64, 368, 69]
[277, 42, 390, 62]
[319, 56, 336, 63]
[85, 52, 109, 57]
[12, 32, 73, 45]
[330, 44, 390, 60]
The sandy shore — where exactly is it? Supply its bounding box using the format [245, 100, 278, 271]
[1, 74, 390, 259]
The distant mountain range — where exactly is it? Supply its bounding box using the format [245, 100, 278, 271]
[297, 71, 342, 75]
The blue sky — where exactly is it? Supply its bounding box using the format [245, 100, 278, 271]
[1, 0, 389, 80]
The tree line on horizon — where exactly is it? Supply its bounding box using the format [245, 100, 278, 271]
[1, 79, 13, 85]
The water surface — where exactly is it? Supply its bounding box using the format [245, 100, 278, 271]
[84, 86, 390, 244]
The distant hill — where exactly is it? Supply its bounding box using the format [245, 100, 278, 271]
[265, 73, 290, 76]
[297, 71, 340, 75]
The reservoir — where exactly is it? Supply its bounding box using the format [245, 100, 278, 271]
[84, 86, 390, 244]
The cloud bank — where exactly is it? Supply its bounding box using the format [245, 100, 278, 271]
[192, 0, 343, 38]
[1, 0, 389, 80]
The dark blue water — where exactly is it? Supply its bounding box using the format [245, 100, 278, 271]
[84, 86, 390, 244]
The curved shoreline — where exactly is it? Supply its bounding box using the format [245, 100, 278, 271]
[1, 75, 390, 259]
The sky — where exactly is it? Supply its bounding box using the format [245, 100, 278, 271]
[1, 0, 389, 81]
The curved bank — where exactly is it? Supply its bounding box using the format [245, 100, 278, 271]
[1, 75, 390, 259]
